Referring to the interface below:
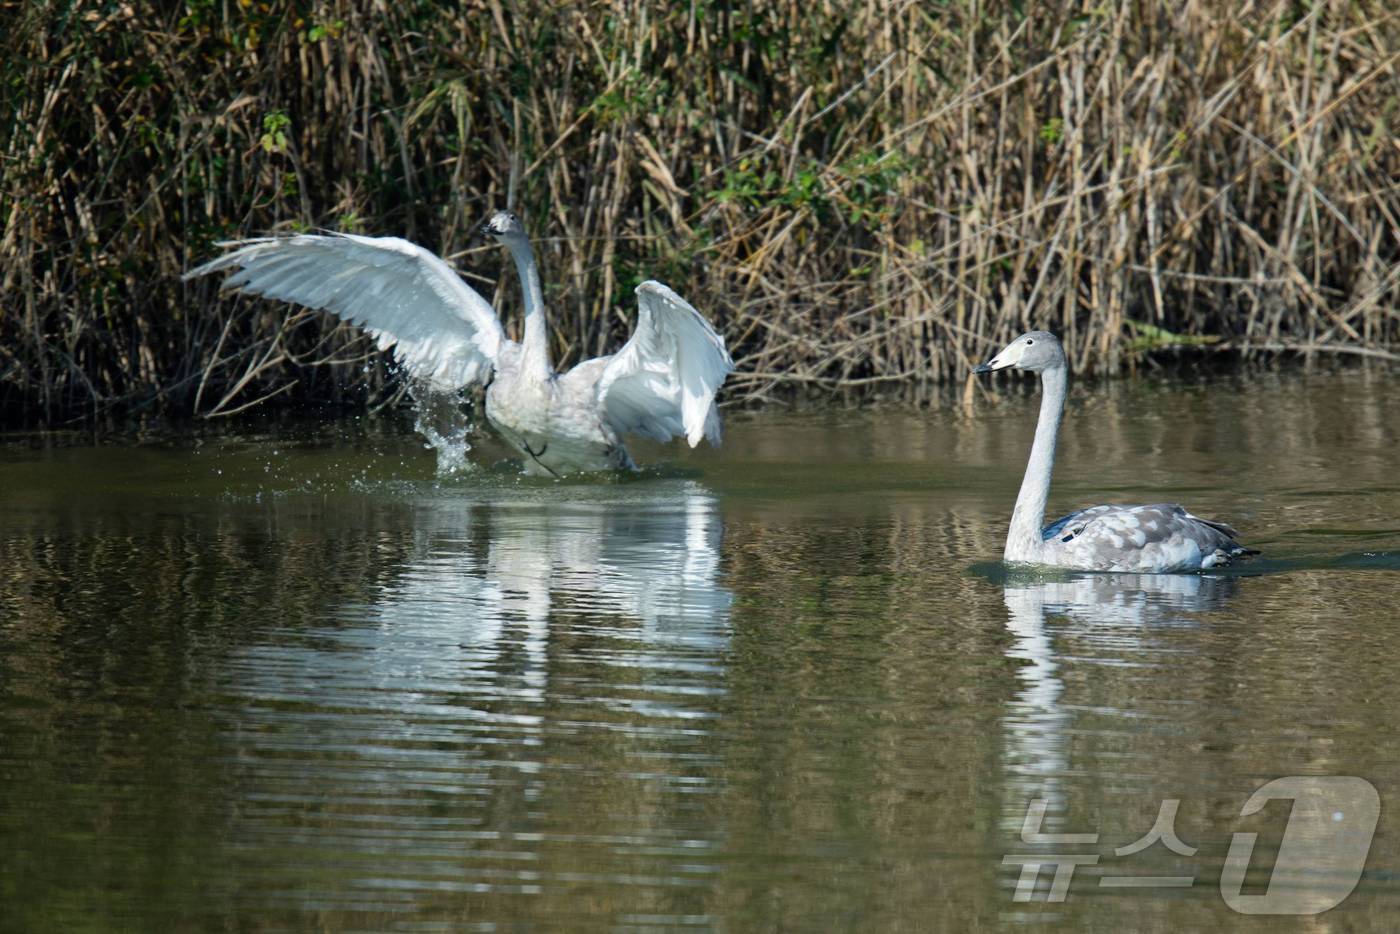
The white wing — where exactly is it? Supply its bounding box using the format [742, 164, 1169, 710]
[597, 281, 734, 447]
[185, 233, 505, 389]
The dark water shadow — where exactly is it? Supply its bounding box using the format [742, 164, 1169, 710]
[970, 548, 1400, 588]
[971, 546, 1397, 885]
[972, 560, 1250, 853]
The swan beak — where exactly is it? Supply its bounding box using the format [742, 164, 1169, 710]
[975, 357, 1010, 374]
[473, 216, 505, 240]
[975, 349, 1015, 373]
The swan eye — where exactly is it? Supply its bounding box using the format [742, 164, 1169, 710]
[1026, 339, 1034, 345]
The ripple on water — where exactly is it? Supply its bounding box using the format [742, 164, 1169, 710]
[207, 480, 733, 913]
[5, 372, 1400, 929]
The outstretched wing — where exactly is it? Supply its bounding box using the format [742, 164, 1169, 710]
[185, 233, 505, 389]
[596, 281, 734, 447]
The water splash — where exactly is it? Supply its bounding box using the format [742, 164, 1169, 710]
[408, 383, 476, 476]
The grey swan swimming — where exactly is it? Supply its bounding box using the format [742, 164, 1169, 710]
[975, 330, 1257, 572]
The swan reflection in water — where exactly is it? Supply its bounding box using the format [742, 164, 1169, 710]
[218, 480, 732, 906]
[997, 571, 1239, 834]
[232, 480, 732, 705]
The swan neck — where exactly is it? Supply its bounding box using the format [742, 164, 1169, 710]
[1006, 364, 1067, 562]
[507, 236, 552, 377]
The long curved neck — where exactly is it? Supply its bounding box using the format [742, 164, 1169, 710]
[1006, 364, 1067, 562]
[504, 234, 552, 379]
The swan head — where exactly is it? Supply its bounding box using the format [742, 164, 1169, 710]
[478, 210, 527, 241]
[974, 330, 1064, 374]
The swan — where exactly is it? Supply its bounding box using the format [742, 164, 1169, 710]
[185, 211, 734, 476]
[975, 331, 1257, 572]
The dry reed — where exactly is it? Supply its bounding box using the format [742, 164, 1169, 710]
[3, 0, 1397, 424]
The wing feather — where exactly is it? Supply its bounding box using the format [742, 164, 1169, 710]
[1055, 503, 1253, 571]
[185, 233, 505, 389]
[597, 281, 734, 447]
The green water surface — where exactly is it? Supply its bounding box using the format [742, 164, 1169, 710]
[2, 368, 1398, 931]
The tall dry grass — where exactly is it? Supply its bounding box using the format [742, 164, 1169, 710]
[3, 0, 1398, 423]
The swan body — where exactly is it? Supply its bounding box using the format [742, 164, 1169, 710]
[975, 331, 1256, 572]
[483, 348, 635, 474]
[185, 212, 733, 476]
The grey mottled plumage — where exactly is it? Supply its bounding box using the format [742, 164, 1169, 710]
[976, 331, 1257, 572]
[185, 212, 733, 476]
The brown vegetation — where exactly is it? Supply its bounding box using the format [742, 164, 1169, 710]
[3, 0, 1398, 424]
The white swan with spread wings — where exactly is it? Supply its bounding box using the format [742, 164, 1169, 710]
[186, 211, 733, 476]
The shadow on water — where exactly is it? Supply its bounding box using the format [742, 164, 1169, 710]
[968, 550, 1400, 920]
[970, 564, 1247, 829]
[972, 549, 1400, 587]
[969, 549, 1400, 808]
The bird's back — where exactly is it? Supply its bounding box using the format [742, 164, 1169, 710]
[1043, 503, 1255, 572]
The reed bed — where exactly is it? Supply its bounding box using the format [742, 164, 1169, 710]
[3, 0, 1397, 424]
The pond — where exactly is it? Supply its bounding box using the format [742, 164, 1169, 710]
[2, 367, 1398, 929]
